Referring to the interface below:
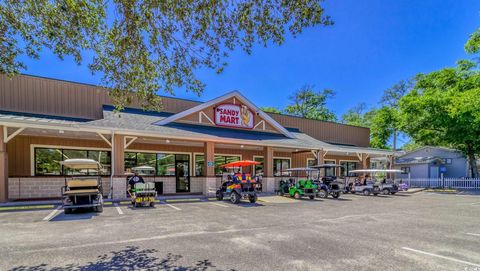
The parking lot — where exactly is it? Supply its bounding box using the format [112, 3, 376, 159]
[1, 192, 479, 271]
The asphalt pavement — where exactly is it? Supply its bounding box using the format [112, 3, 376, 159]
[0, 192, 479, 271]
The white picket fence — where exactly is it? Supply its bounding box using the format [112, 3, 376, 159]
[407, 178, 480, 189]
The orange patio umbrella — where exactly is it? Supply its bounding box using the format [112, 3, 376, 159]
[222, 160, 261, 168]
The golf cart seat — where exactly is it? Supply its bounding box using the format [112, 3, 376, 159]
[63, 189, 100, 195]
[67, 179, 99, 188]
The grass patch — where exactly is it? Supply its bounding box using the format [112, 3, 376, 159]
[0, 205, 55, 211]
[424, 188, 459, 193]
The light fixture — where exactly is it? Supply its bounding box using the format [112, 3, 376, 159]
[295, 149, 299, 152]
[59, 130, 64, 134]
[240, 145, 244, 148]
[166, 139, 170, 144]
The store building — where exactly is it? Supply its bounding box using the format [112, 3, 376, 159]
[0, 74, 394, 202]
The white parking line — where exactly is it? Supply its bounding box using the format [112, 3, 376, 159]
[401, 247, 480, 267]
[42, 206, 61, 221]
[464, 232, 480, 237]
[114, 203, 124, 215]
[210, 202, 229, 208]
[165, 204, 181, 210]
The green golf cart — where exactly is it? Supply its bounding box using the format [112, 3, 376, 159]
[278, 167, 318, 200]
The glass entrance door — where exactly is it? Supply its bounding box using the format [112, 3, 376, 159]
[175, 154, 190, 193]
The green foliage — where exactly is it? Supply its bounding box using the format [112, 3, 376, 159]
[260, 107, 281, 114]
[369, 106, 396, 149]
[399, 60, 480, 177]
[0, 0, 332, 111]
[465, 28, 480, 54]
[341, 103, 373, 127]
[284, 85, 337, 121]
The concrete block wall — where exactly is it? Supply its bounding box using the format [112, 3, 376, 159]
[190, 177, 204, 193]
[8, 177, 111, 200]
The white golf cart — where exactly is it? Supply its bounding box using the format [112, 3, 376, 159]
[347, 169, 402, 196]
[60, 159, 104, 214]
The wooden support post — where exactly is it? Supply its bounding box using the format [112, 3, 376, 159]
[263, 146, 274, 177]
[0, 126, 8, 202]
[113, 134, 125, 176]
[204, 142, 215, 177]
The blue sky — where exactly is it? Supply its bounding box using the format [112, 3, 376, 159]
[19, 0, 480, 120]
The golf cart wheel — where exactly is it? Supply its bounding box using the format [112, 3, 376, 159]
[294, 192, 301, 199]
[216, 192, 223, 201]
[391, 192, 397, 195]
[230, 192, 241, 204]
[150, 201, 155, 207]
[64, 208, 72, 215]
[318, 189, 328, 199]
[308, 195, 315, 200]
[249, 194, 257, 203]
[363, 189, 371, 196]
[96, 205, 103, 213]
[332, 192, 340, 199]
[382, 189, 390, 195]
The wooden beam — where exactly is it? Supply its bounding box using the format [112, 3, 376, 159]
[97, 132, 112, 147]
[3, 127, 25, 143]
[124, 136, 138, 149]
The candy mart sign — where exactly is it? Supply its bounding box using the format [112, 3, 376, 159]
[214, 104, 254, 129]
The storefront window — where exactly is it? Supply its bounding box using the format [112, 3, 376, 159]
[274, 158, 290, 176]
[157, 154, 175, 176]
[254, 156, 264, 176]
[195, 155, 205, 176]
[215, 155, 241, 175]
[340, 161, 357, 177]
[34, 148, 111, 176]
[35, 148, 63, 175]
[324, 160, 336, 176]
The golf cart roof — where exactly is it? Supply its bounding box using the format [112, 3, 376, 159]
[132, 165, 156, 171]
[60, 159, 101, 169]
[284, 167, 317, 172]
[222, 160, 261, 168]
[310, 164, 344, 169]
[349, 169, 403, 174]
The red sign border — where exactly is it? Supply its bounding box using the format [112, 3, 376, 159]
[213, 103, 255, 130]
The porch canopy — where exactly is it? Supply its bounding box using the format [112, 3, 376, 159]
[0, 108, 395, 157]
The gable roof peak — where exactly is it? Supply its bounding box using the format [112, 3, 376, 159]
[153, 91, 295, 138]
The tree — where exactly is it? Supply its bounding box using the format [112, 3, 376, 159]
[284, 85, 336, 121]
[465, 28, 480, 54]
[260, 107, 281, 114]
[0, 1, 333, 110]
[399, 60, 480, 177]
[341, 103, 372, 127]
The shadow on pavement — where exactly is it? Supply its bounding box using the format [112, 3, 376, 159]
[236, 202, 265, 208]
[50, 209, 99, 222]
[9, 246, 222, 271]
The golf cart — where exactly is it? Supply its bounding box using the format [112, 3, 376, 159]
[216, 160, 260, 204]
[278, 168, 318, 200]
[310, 164, 345, 199]
[129, 166, 157, 208]
[60, 159, 104, 214]
[347, 169, 402, 195]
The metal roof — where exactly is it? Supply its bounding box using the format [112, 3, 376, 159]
[0, 109, 395, 156]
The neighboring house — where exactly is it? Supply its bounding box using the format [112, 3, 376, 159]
[395, 146, 469, 179]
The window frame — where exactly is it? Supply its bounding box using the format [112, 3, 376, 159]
[273, 157, 292, 177]
[33, 146, 112, 176]
[339, 160, 359, 177]
[124, 150, 191, 177]
[193, 153, 242, 176]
